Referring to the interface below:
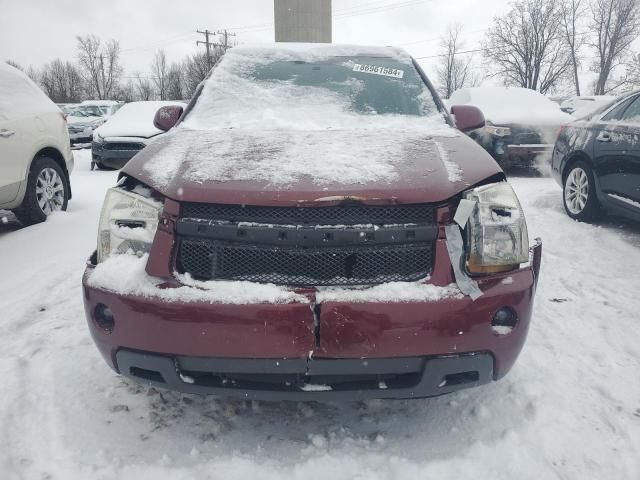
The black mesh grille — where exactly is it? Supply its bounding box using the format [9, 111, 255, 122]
[177, 239, 433, 286]
[181, 202, 436, 225]
[104, 142, 145, 151]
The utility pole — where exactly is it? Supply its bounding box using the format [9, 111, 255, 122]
[215, 29, 236, 50]
[197, 29, 236, 68]
[196, 29, 214, 68]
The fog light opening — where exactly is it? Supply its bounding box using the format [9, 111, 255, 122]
[94, 303, 115, 333]
[491, 306, 517, 335]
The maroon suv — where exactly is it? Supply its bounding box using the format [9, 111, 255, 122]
[82, 44, 542, 400]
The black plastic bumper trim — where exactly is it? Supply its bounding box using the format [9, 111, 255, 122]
[115, 349, 494, 401]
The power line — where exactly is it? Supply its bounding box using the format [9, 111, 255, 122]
[197, 29, 236, 68]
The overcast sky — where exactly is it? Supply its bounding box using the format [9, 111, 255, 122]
[0, 0, 596, 91]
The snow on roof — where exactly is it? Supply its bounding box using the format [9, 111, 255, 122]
[0, 62, 60, 116]
[139, 44, 458, 188]
[95, 100, 185, 139]
[449, 87, 573, 126]
[560, 95, 618, 119]
[230, 43, 414, 63]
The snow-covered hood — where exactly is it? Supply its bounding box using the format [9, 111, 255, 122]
[122, 126, 502, 205]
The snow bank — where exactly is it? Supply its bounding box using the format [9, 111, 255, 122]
[449, 87, 573, 126]
[96, 101, 185, 139]
[140, 44, 459, 188]
[87, 254, 307, 305]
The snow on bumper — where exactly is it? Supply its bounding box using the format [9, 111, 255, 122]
[82, 242, 541, 400]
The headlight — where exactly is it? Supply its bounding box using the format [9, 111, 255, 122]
[93, 131, 104, 143]
[485, 125, 511, 137]
[463, 182, 528, 274]
[97, 188, 162, 263]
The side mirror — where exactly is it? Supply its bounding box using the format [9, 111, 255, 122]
[154, 105, 184, 131]
[450, 105, 485, 132]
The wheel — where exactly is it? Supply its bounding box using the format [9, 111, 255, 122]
[13, 156, 69, 226]
[563, 161, 602, 222]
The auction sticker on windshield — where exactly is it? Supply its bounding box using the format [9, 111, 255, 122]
[352, 64, 404, 79]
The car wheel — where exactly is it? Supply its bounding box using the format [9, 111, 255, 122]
[563, 161, 601, 222]
[13, 156, 69, 226]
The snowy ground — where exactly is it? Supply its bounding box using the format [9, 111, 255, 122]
[1, 150, 639, 480]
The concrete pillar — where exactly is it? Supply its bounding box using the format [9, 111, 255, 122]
[274, 0, 332, 43]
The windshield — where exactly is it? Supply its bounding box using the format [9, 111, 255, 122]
[70, 106, 103, 117]
[184, 50, 443, 130]
[247, 57, 435, 116]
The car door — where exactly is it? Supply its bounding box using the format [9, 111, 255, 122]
[591, 94, 640, 207]
[0, 70, 34, 205]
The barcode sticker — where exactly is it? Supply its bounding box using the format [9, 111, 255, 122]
[352, 64, 404, 79]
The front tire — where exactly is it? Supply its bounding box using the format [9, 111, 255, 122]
[563, 161, 601, 222]
[13, 156, 69, 226]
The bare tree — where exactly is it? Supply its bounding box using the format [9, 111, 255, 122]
[151, 49, 169, 100]
[437, 25, 478, 98]
[560, 0, 586, 95]
[483, 0, 573, 93]
[589, 0, 640, 94]
[76, 35, 123, 99]
[183, 51, 214, 97]
[135, 74, 154, 101]
[5, 60, 40, 83]
[5, 59, 23, 70]
[40, 59, 84, 103]
[117, 79, 137, 103]
[166, 63, 184, 100]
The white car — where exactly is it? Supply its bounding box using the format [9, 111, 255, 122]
[0, 62, 73, 225]
[91, 100, 185, 170]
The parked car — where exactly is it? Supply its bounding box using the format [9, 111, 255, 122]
[560, 95, 618, 118]
[80, 100, 122, 117]
[449, 87, 573, 168]
[91, 100, 186, 170]
[83, 44, 542, 401]
[66, 105, 108, 144]
[552, 90, 640, 222]
[0, 62, 73, 225]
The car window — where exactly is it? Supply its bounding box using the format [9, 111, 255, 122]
[601, 95, 638, 121]
[620, 96, 640, 122]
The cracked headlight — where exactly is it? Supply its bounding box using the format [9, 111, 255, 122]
[97, 188, 162, 263]
[463, 182, 528, 274]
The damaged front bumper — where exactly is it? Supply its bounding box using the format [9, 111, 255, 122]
[82, 239, 541, 401]
[115, 349, 494, 400]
